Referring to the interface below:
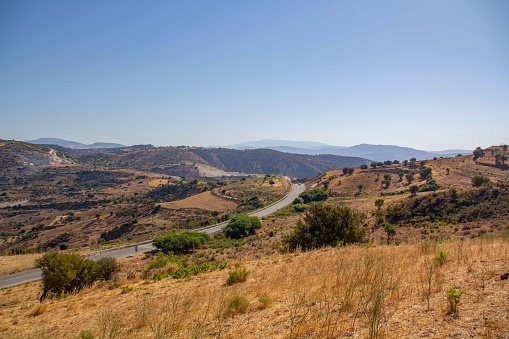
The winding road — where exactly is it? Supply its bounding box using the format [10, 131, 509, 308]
[0, 183, 304, 288]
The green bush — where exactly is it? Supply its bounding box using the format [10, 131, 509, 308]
[298, 188, 328, 204]
[35, 252, 99, 301]
[445, 287, 464, 315]
[293, 203, 308, 212]
[471, 174, 490, 187]
[435, 250, 448, 266]
[152, 231, 210, 253]
[96, 257, 119, 281]
[226, 268, 250, 285]
[283, 203, 366, 251]
[223, 214, 261, 239]
[293, 196, 304, 205]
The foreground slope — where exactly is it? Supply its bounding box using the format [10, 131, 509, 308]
[1, 238, 508, 338]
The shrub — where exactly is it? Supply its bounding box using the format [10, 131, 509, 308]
[96, 257, 119, 281]
[35, 252, 99, 301]
[471, 174, 490, 187]
[257, 293, 273, 309]
[226, 268, 250, 285]
[283, 203, 366, 251]
[152, 231, 210, 253]
[445, 287, 464, 316]
[227, 295, 249, 315]
[293, 196, 304, 205]
[435, 250, 448, 266]
[77, 330, 94, 339]
[293, 203, 308, 212]
[223, 214, 261, 239]
[298, 188, 328, 204]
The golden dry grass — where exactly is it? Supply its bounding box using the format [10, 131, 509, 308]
[0, 253, 41, 277]
[148, 179, 169, 187]
[158, 191, 238, 212]
[2, 237, 509, 338]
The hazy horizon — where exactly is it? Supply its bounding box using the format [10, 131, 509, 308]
[1, 1, 508, 150]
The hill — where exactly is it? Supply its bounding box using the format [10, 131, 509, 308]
[27, 138, 126, 149]
[1, 237, 508, 338]
[1, 145, 509, 338]
[226, 139, 471, 161]
[57, 145, 370, 179]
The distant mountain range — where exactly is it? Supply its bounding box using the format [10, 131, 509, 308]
[27, 138, 126, 149]
[227, 140, 472, 162]
[26, 137, 472, 162]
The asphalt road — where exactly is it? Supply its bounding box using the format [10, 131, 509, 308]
[0, 183, 304, 289]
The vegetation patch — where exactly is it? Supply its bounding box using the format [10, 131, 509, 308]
[386, 188, 509, 226]
[152, 231, 210, 253]
[284, 203, 366, 251]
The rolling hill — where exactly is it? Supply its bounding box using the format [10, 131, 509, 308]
[27, 138, 126, 149]
[227, 140, 471, 161]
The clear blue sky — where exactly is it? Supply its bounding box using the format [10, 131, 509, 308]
[1, 0, 508, 150]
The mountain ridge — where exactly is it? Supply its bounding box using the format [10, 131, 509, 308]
[227, 140, 471, 161]
[27, 138, 125, 149]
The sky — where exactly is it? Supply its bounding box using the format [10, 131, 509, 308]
[1, 0, 508, 151]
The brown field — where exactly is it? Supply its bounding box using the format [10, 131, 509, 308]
[158, 191, 238, 212]
[148, 179, 169, 187]
[1, 237, 509, 338]
[325, 154, 508, 200]
[0, 253, 41, 276]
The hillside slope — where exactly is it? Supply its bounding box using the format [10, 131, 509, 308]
[1, 238, 508, 338]
[58, 145, 370, 178]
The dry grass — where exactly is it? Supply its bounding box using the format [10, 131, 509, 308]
[1, 237, 509, 338]
[158, 191, 238, 212]
[0, 253, 41, 277]
[148, 179, 169, 187]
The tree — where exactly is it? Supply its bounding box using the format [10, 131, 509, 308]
[223, 214, 261, 239]
[405, 172, 414, 184]
[384, 223, 396, 245]
[393, 160, 400, 165]
[342, 167, 354, 175]
[36, 252, 99, 302]
[374, 198, 384, 210]
[371, 162, 377, 169]
[152, 231, 210, 253]
[419, 167, 432, 180]
[357, 184, 364, 194]
[398, 172, 404, 181]
[471, 175, 490, 187]
[402, 160, 408, 166]
[283, 203, 366, 251]
[359, 164, 368, 170]
[409, 185, 419, 196]
[473, 147, 484, 160]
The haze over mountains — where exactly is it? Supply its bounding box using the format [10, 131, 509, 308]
[28, 138, 125, 150]
[27, 137, 472, 162]
[227, 140, 472, 161]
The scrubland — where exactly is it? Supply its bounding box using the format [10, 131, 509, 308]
[1, 236, 509, 338]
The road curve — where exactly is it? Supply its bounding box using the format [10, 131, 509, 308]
[0, 183, 305, 288]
